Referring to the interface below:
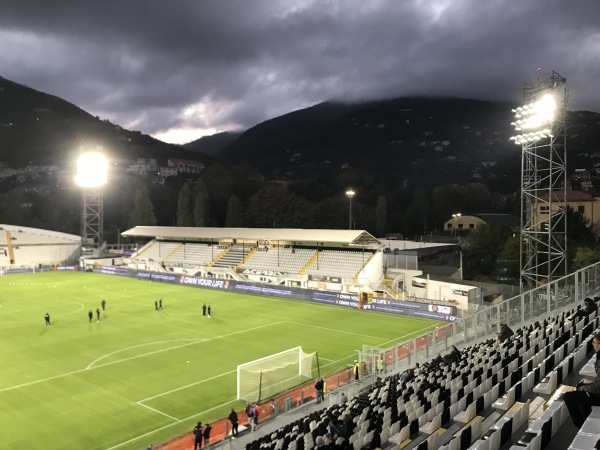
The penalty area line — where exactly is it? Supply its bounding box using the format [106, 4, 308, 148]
[139, 369, 236, 402]
[106, 398, 240, 450]
[136, 402, 180, 421]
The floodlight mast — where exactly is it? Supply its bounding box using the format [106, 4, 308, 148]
[511, 71, 568, 289]
[75, 150, 107, 258]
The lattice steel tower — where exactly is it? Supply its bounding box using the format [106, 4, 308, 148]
[75, 150, 107, 257]
[511, 71, 568, 289]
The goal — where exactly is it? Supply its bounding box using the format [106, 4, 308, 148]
[237, 346, 316, 401]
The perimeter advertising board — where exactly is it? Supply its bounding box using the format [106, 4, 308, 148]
[93, 266, 457, 321]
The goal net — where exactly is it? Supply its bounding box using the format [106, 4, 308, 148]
[237, 346, 315, 401]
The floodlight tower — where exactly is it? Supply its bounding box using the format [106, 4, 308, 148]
[74, 150, 108, 257]
[510, 71, 568, 289]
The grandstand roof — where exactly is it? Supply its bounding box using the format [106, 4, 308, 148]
[121, 226, 382, 248]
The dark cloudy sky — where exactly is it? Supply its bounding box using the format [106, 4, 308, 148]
[1, 1, 599, 144]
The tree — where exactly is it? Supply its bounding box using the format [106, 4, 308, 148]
[572, 247, 600, 270]
[375, 195, 387, 237]
[128, 185, 157, 227]
[462, 224, 512, 281]
[192, 178, 209, 227]
[246, 183, 316, 228]
[495, 233, 520, 284]
[225, 194, 244, 227]
[176, 182, 193, 226]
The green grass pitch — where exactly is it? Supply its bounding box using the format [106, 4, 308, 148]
[0, 272, 445, 450]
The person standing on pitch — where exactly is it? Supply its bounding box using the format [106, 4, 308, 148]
[159, 298, 163, 310]
[202, 303, 207, 317]
[228, 408, 239, 439]
[44, 312, 51, 326]
[96, 307, 101, 322]
[203, 423, 212, 446]
[88, 309, 93, 323]
[207, 304, 212, 318]
[155, 300, 158, 312]
[101, 299, 106, 311]
[193, 422, 203, 449]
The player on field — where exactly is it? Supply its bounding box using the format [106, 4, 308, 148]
[88, 309, 93, 323]
[44, 312, 51, 326]
[96, 307, 100, 322]
[101, 299, 106, 311]
[202, 303, 207, 317]
[207, 304, 211, 318]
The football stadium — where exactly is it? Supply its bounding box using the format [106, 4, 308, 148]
[1, 222, 600, 450]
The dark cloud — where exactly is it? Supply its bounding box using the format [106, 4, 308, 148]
[0, 0, 598, 143]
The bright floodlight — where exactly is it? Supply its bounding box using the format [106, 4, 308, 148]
[75, 152, 107, 187]
[510, 94, 556, 145]
[346, 189, 356, 199]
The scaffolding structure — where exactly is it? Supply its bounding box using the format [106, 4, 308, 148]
[512, 71, 568, 289]
[81, 187, 104, 256]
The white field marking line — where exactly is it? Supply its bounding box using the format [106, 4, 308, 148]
[86, 339, 206, 369]
[88, 321, 285, 370]
[139, 369, 237, 403]
[1, 321, 285, 394]
[106, 398, 240, 450]
[283, 321, 389, 341]
[0, 300, 84, 316]
[136, 401, 180, 421]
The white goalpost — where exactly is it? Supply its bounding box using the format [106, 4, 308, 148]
[237, 346, 316, 402]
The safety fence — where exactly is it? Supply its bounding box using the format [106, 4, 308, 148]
[156, 261, 600, 450]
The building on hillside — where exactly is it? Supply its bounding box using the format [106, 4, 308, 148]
[536, 190, 600, 237]
[167, 158, 204, 174]
[444, 213, 520, 234]
[127, 158, 157, 175]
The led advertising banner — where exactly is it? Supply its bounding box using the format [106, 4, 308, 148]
[93, 266, 456, 321]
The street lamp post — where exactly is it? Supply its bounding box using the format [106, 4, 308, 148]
[346, 189, 355, 230]
[452, 213, 461, 237]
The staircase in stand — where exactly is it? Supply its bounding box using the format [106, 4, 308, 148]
[211, 245, 252, 269]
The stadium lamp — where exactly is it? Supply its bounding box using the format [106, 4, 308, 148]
[74, 152, 108, 187]
[452, 213, 461, 237]
[510, 94, 555, 145]
[346, 189, 356, 230]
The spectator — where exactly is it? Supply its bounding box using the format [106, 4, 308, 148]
[431, 353, 443, 367]
[443, 345, 461, 365]
[315, 377, 325, 403]
[328, 413, 353, 440]
[498, 323, 515, 343]
[413, 363, 421, 376]
[564, 333, 600, 427]
[567, 298, 598, 323]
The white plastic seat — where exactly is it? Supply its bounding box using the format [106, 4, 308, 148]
[455, 401, 476, 424]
